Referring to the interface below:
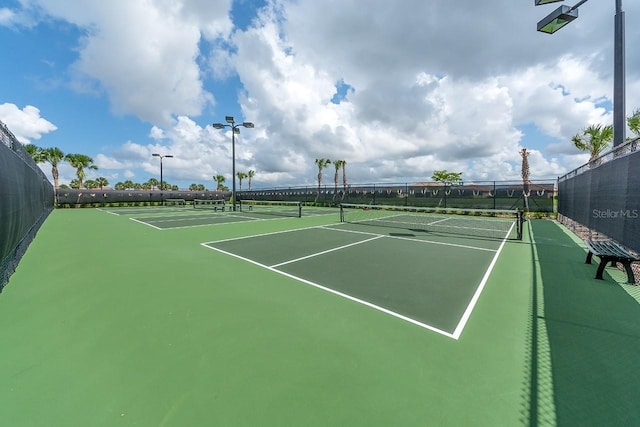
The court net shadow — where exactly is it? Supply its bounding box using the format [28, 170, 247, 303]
[529, 220, 640, 426]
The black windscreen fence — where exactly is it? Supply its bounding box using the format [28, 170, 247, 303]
[0, 121, 54, 292]
[558, 138, 640, 254]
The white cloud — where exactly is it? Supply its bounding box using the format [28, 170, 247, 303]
[6, 0, 639, 188]
[0, 103, 57, 144]
[21, 0, 234, 125]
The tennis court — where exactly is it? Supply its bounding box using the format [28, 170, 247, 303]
[4, 204, 640, 426]
[100, 201, 335, 230]
[202, 219, 511, 338]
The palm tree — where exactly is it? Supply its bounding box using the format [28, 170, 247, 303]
[628, 108, 640, 137]
[25, 144, 46, 163]
[43, 147, 65, 189]
[64, 153, 98, 189]
[70, 179, 81, 189]
[341, 160, 348, 191]
[95, 177, 109, 189]
[122, 179, 135, 190]
[247, 170, 255, 191]
[84, 179, 97, 189]
[333, 160, 344, 193]
[315, 158, 331, 198]
[147, 178, 159, 190]
[236, 172, 248, 191]
[214, 174, 226, 190]
[572, 124, 614, 162]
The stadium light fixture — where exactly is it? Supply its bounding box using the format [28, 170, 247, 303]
[537, 5, 578, 33]
[211, 116, 255, 211]
[536, 0, 626, 147]
[535, 0, 564, 5]
[152, 153, 173, 205]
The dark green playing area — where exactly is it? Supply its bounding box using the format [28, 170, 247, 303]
[2, 206, 640, 426]
[203, 223, 503, 337]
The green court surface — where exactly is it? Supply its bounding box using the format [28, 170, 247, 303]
[2, 208, 640, 426]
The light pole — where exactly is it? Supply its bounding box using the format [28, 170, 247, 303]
[212, 116, 254, 211]
[152, 153, 173, 205]
[535, 0, 626, 147]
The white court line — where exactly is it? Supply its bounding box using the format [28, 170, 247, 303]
[129, 217, 163, 230]
[97, 208, 119, 216]
[270, 235, 384, 268]
[202, 223, 343, 245]
[450, 220, 516, 340]
[200, 221, 513, 339]
[321, 225, 497, 252]
[200, 242, 456, 339]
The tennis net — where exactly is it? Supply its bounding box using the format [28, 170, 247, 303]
[239, 200, 302, 218]
[193, 199, 226, 211]
[339, 203, 523, 240]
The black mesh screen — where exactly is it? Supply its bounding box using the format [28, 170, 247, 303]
[0, 122, 54, 292]
[559, 140, 640, 254]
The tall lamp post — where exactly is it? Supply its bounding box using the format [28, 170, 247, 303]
[535, 0, 626, 147]
[212, 116, 254, 211]
[152, 153, 173, 205]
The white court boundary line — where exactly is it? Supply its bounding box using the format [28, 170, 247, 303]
[201, 223, 514, 340]
[200, 242, 457, 339]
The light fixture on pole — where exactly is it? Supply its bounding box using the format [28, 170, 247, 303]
[211, 116, 255, 211]
[536, 0, 626, 147]
[152, 153, 173, 205]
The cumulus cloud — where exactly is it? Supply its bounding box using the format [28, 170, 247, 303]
[19, 0, 234, 124]
[5, 0, 639, 188]
[0, 103, 57, 144]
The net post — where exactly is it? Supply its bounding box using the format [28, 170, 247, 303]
[297, 202, 302, 218]
[340, 204, 345, 222]
[517, 210, 524, 240]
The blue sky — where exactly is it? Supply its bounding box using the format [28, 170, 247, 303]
[1, 0, 639, 190]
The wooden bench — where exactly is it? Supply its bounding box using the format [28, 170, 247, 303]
[584, 240, 639, 284]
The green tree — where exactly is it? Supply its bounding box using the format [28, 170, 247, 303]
[431, 170, 463, 186]
[314, 158, 331, 196]
[64, 153, 98, 189]
[214, 174, 226, 191]
[84, 179, 97, 189]
[247, 170, 255, 191]
[236, 172, 248, 191]
[341, 160, 348, 190]
[122, 179, 135, 190]
[114, 182, 125, 190]
[70, 179, 81, 189]
[628, 108, 640, 137]
[25, 144, 46, 163]
[333, 160, 344, 192]
[189, 183, 199, 191]
[572, 124, 613, 162]
[147, 178, 159, 190]
[43, 147, 65, 189]
[95, 177, 109, 189]
[171, 185, 179, 191]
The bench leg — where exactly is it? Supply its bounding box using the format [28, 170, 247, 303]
[594, 257, 611, 280]
[585, 251, 594, 264]
[621, 262, 637, 285]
